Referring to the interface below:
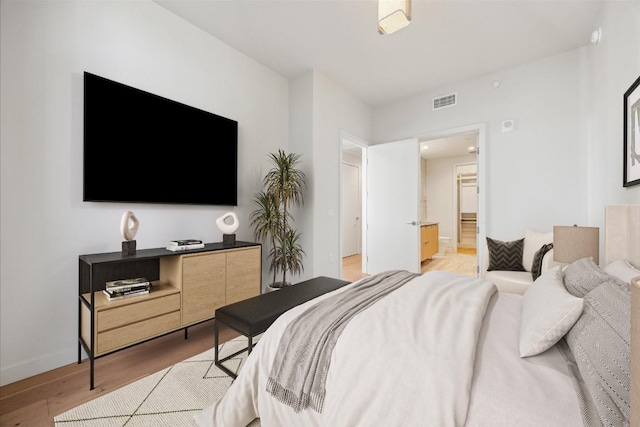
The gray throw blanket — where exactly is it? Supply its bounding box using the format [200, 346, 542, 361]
[266, 270, 419, 413]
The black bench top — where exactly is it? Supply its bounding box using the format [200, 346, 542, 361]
[215, 276, 350, 336]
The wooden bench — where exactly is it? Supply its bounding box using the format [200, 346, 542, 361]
[214, 276, 350, 378]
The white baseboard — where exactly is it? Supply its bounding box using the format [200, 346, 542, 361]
[0, 347, 78, 387]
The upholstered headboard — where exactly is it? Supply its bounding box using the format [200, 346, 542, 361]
[632, 277, 639, 427]
[604, 204, 640, 268]
[604, 204, 639, 427]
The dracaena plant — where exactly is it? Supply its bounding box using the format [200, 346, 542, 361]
[250, 149, 307, 287]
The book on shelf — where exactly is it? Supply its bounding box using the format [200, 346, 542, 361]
[105, 278, 151, 293]
[168, 239, 203, 246]
[104, 282, 151, 294]
[165, 243, 205, 251]
[105, 282, 151, 293]
[103, 288, 150, 300]
[105, 277, 149, 288]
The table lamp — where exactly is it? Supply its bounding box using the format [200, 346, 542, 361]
[553, 225, 600, 264]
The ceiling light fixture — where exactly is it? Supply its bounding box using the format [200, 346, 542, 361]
[378, 0, 411, 35]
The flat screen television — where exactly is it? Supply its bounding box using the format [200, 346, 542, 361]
[83, 72, 237, 206]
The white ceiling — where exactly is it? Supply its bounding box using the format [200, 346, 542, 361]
[155, 0, 603, 107]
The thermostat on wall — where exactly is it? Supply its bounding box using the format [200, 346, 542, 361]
[501, 120, 515, 133]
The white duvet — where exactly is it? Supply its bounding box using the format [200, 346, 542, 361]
[195, 271, 498, 427]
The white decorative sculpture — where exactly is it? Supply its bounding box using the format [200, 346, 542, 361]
[120, 211, 139, 255]
[216, 212, 239, 234]
[120, 211, 139, 241]
[216, 212, 239, 245]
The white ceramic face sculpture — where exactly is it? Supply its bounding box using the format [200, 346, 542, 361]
[216, 212, 239, 235]
[120, 211, 139, 241]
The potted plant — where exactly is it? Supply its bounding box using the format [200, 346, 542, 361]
[250, 149, 307, 289]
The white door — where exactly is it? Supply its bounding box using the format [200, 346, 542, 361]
[366, 138, 420, 275]
[341, 163, 361, 257]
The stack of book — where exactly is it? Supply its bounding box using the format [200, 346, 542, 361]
[103, 277, 151, 300]
[166, 239, 204, 251]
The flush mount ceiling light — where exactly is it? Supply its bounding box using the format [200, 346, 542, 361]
[378, 0, 411, 35]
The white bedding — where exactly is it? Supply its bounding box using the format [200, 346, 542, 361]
[466, 292, 582, 426]
[195, 271, 583, 427]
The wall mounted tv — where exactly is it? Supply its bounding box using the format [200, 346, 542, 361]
[83, 71, 237, 206]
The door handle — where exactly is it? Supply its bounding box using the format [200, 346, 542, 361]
[406, 221, 417, 226]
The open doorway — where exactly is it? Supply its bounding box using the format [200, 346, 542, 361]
[418, 129, 480, 277]
[340, 134, 369, 282]
[340, 124, 485, 280]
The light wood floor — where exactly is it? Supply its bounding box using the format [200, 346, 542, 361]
[342, 253, 370, 282]
[342, 247, 477, 282]
[421, 247, 477, 276]
[0, 320, 238, 427]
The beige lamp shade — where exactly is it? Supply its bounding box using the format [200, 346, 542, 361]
[553, 225, 600, 264]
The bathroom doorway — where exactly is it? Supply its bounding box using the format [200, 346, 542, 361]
[419, 127, 481, 277]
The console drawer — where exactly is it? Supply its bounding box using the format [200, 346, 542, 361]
[97, 310, 181, 355]
[97, 293, 181, 332]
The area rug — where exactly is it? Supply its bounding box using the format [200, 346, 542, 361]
[54, 336, 261, 426]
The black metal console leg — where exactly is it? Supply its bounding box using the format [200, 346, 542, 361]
[184, 327, 189, 340]
[90, 357, 94, 390]
[248, 336, 253, 355]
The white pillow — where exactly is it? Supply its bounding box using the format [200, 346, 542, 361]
[522, 229, 553, 272]
[604, 259, 640, 283]
[519, 266, 584, 357]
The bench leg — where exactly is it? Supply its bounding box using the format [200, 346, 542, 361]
[214, 319, 219, 364]
[214, 318, 253, 379]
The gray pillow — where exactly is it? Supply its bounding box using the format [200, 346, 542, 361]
[486, 237, 526, 272]
[560, 257, 618, 297]
[564, 281, 631, 427]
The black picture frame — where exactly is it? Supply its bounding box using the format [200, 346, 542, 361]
[623, 75, 640, 187]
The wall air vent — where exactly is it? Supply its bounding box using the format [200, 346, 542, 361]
[433, 93, 457, 110]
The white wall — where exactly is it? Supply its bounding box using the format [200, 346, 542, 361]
[288, 71, 315, 285]
[585, 1, 640, 229]
[373, 49, 589, 241]
[374, 1, 640, 247]
[289, 71, 372, 281]
[0, 0, 289, 385]
[311, 72, 372, 278]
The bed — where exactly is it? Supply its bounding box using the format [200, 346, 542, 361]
[196, 204, 639, 427]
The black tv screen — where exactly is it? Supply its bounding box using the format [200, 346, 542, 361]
[83, 72, 237, 206]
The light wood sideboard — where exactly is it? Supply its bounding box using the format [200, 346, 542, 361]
[78, 241, 261, 389]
